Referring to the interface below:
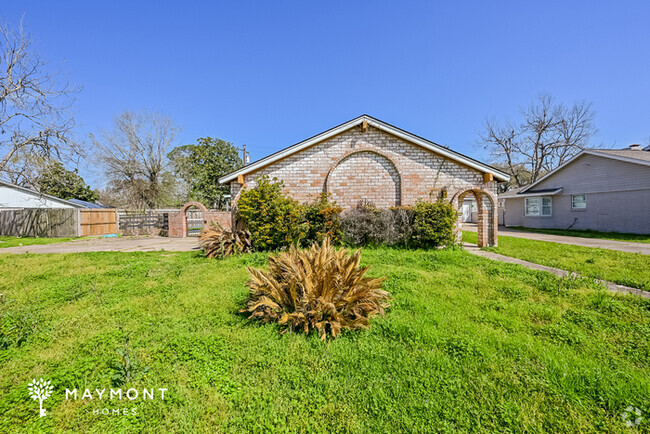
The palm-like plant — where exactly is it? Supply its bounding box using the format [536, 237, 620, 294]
[242, 238, 389, 340]
[199, 221, 252, 258]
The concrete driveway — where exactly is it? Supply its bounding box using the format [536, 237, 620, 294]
[0, 236, 201, 254]
[463, 224, 650, 255]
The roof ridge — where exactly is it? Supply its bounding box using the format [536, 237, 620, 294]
[218, 115, 510, 183]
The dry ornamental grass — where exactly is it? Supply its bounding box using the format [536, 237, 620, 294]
[242, 238, 390, 340]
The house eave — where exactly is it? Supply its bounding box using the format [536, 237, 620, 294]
[501, 188, 563, 199]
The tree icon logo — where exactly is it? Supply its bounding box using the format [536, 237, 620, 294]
[622, 406, 643, 428]
[27, 378, 54, 417]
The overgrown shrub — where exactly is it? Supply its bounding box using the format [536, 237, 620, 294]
[241, 238, 390, 340]
[238, 177, 456, 251]
[413, 200, 458, 248]
[302, 193, 343, 245]
[341, 202, 414, 247]
[390, 205, 416, 247]
[237, 176, 305, 251]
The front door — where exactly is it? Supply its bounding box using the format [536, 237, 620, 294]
[462, 203, 472, 222]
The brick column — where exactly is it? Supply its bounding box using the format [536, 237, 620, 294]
[168, 211, 183, 238]
[477, 210, 488, 247]
[455, 214, 463, 244]
[491, 211, 499, 247]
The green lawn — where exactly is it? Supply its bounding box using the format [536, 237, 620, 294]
[0, 249, 648, 433]
[464, 231, 650, 291]
[508, 226, 650, 243]
[0, 236, 87, 249]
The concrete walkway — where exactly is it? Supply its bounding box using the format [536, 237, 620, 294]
[463, 224, 650, 255]
[464, 242, 650, 299]
[0, 236, 201, 254]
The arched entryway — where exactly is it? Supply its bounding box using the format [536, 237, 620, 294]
[325, 150, 401, 208]
[453, 189, 497, 247]
[180, 201, 208, 237]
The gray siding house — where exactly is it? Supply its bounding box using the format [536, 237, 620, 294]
[500, 145, 650, 234]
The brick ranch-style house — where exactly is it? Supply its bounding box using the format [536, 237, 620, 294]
[219, 115, 509, 247]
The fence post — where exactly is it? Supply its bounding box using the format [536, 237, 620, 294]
[76, 209, 82, 237]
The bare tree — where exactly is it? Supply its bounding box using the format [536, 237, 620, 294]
[92, 111, 180, 209]
[0, 20, 80, 185]
[480, 93, 596, 188]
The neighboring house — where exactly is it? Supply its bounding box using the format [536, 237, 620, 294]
[219, 115, 509, 246]
[0, 180, 83, 209]
[67, 199, 108, 209]
[499, 144, 650, 234]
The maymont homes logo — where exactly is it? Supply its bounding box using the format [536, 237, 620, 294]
[27, 378, 54, 417]
[27, 377, 167, 418]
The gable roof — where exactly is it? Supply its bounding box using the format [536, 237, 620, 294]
[219, 115, 510, 183]
[0, 180, 84, 208]
[590, 148, 650, 163]
[520, 148, 650, 194]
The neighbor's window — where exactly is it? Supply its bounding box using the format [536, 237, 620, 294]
[571, 194, 586, 209]
[525, 197, 552, 216]
[542, 197, 552, 216]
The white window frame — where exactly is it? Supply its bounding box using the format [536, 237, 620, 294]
[525, 196, 552, 216]
[571, 194, 587, 209]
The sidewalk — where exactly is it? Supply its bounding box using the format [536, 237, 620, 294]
[0, 236, 200, 254]
[463, 224, 650, 255]
[463, 242, 650, 299]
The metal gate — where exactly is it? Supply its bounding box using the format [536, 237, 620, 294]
[185, 209, 204, 236]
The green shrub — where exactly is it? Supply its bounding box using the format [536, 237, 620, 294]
[302, 193, 343, 245]
[239, 179, 457, 250]
[237, 176, 305, 251]
[413, 200, 458, 247]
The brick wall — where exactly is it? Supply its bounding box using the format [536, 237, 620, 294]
[230, 124, 497, 208]
[168, 210, 231, 238]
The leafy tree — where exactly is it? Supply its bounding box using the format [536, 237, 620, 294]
[36, 161, 98, 202]
[168, 137, 243, 209]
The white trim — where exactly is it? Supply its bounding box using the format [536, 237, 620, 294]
[524, 196, 553, 217]
[218, 115, 510, 183]
[521, 149, 650, 193]
[0, 180, 83, 208]
[501, 188, 562, 198]
[585, 149, 650, 167]
[571, 194, 587, 209]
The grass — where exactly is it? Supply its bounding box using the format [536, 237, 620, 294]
[464, 231, 650, 291]
[0, 236, 88, 249]
[508, 226, 650, 244]
[0, 248, 649, 432]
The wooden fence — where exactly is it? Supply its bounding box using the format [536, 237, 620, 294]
[117, 210, 169, 235]
[0, 208, 118, 238]
[80, 209, 118, 236]
[0, 208, 79, 237]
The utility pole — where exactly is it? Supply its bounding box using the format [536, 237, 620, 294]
[236, 144, 250, 166]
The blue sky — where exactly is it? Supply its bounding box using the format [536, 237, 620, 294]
[4, 1, 650, 188]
